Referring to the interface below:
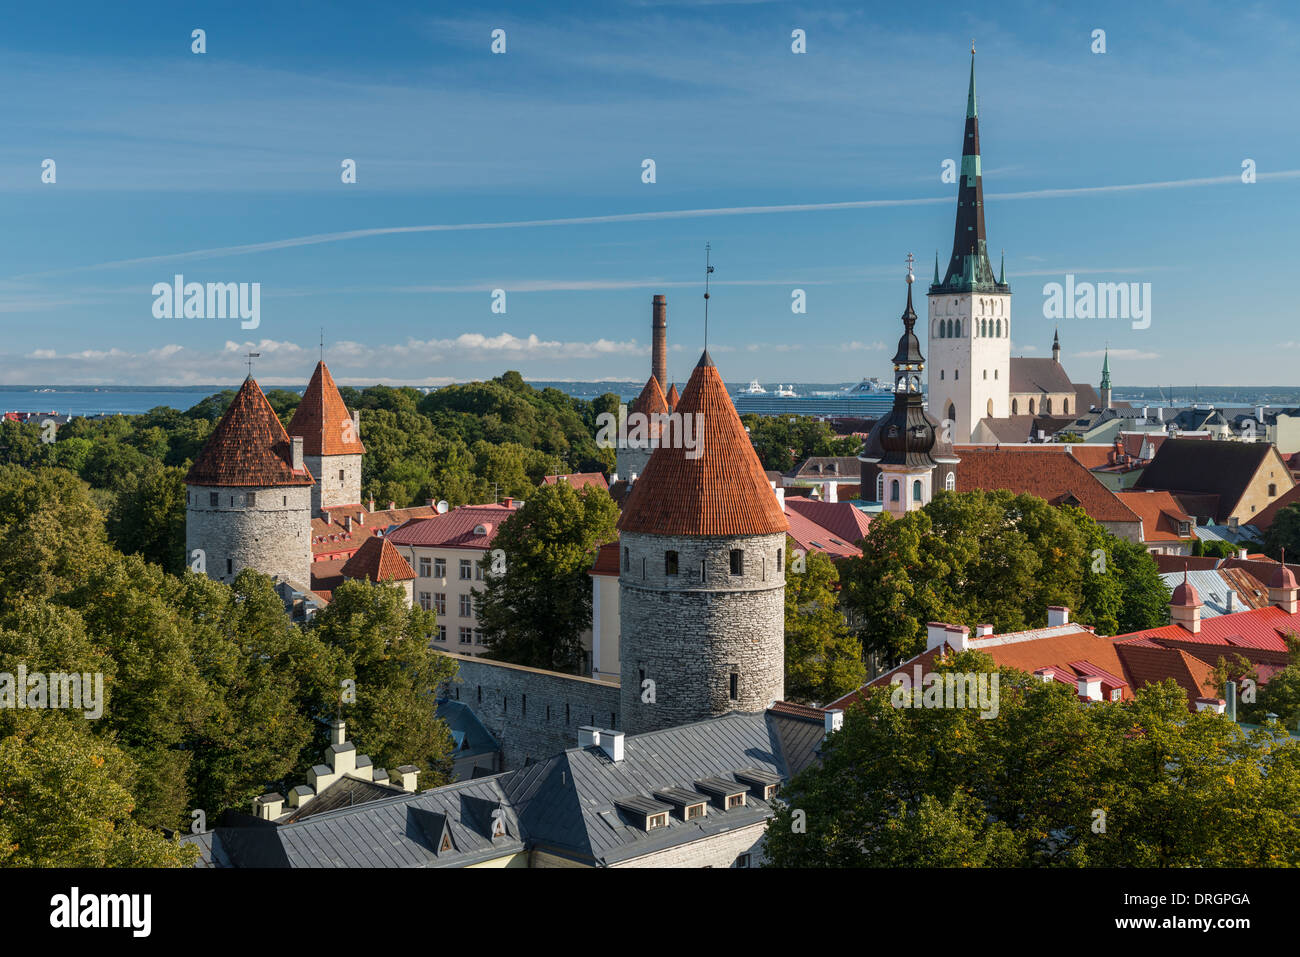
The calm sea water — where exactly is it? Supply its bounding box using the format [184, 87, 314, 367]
[0, 390, 218, 417]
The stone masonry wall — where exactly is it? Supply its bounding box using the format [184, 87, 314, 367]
[441, 652, 621, 769]
[305, 452, 363, 514]
[618, 531, 785, 734]
[185, 483, 312, 586]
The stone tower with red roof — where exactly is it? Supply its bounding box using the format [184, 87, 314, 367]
[185, 376, 315, 586]
[617, 350, 789, 734]
[287, 361, 365, 516]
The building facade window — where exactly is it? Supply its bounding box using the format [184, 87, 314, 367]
[459, 594, 473, 617]
[890, 479, 900, 502]
[945, 472, 956, 492]
[434, 558, 446, 578]
[436, 625, 447, 642]
[419, 557, 432, 577]
[418, 591, 432, 611]
[459, 627, 473, 644]
[913, 480, 922, 501]
[209, 492, 219, 507]
[459, 559, 472, 580]
[665, 550, 679, 575]
[246, 491, 257, 506]
[434, 593, 447, 615]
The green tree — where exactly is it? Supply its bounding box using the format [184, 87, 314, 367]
[783, 542, 866, 703]
[1264, 503, 1300, 561]
[309, 579, 458, 788]
[106, 461, 188, 574]
[477, 482, 619, 671]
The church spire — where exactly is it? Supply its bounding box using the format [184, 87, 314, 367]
[1052, 327, 1061, 363]
[1101, 347, 1111, 389]
[932, 47, 1006, 296]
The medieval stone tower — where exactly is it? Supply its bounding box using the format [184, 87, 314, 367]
[185, 376, 314, 586]
[287, 360, 365, 516]
[617, 350, 789, 735]
[927, 49, 1012, 443]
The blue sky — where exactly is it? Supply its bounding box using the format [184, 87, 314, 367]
[1, 0, 1296, 388]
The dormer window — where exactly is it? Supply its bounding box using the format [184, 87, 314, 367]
[647, 813, 668, 831]
[615, 796, 675, 832]
[727, 793, 746, 809]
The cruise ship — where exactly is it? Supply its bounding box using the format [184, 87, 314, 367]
[731, 378, 897, 418]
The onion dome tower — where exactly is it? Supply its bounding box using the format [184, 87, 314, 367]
[185, 376, 315, 586]
[861, 258, 959, 516]
[287, 360, 365, 516]
[617, 350, 789, 734]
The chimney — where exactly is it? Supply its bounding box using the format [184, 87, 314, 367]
[351, 409, 361, 440]
[1157, 407, 1164, 422]
[770, 481, 785, 507]
[330, 719, 346, 746]
[291, 435, 304, 471]
[503, 497, 513, 508]
[426, 498, 435, 508]
[1237, 547, 1248, 560]
[610, 472, 620, 484]
[1257, 406, 1264, 424]
[578, 726, 601, 749]
[345, 516, 353, 533]
[926, 622, 950, 652]
[599, 729, 625, 762]
[322, 510, 332, 525]
[823, 481, 838, 503]
[1047, 605, 1070, 627]
[357, 510, 364, 525]
[1077, 675, 1103, 701]
[1226, 681, 1238, 722]
[387, 501, 396, 510]
[629, 472, 638, 485]
[395, 765, 421, 793]
[945, 625, 970, 652]
[975, 623, 994, 638]
[824, 709, 844, 737]
[652, 295, 667, 392]
[1227, 516, 1240, 530]
[253, 792, 285, 821]
[368, 496, 375, 512]
[1034, 667, 1055, 683]
[287, 785, 314, 809]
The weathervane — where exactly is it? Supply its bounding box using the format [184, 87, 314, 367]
[703, 242, 715, 350]
[320, 328, 325, 362]
[971, 38, 976, 54]
[245, 352, 261, 377]
[905, 252, 916, 283]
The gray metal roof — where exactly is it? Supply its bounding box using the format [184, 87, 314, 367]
[182, 707, 828, 869]
[1158, 569, 1247, 618]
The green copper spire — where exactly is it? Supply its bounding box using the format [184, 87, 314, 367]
[933, 251, 940, 285]
[967, 44, 977, 119]
[998, 248, 1004, 284]
[1100, 348, 1112, 389]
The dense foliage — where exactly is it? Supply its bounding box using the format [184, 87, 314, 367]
[841, 491, 1170, 663]
[740, 414, 860, 473]
[765, 651, 1300, 867]
[783, 542, 866, 704]
[0, 464, 456, 866]
[476, 482, 620, 672]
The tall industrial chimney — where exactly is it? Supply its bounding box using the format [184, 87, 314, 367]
[652, 294, 667, 390]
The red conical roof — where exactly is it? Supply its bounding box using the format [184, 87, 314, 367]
[186, 378, 315, 488]
[341, 535, 415, 582]
[619, 352, 788, 537]
[665, 382, 680, 412]
[287, 361, 365, 457]
[629, 375, 669, 417]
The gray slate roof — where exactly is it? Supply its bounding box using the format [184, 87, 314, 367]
[182, 708, 827, 868]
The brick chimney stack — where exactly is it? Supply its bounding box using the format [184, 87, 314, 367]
[652, 295, 667, 391]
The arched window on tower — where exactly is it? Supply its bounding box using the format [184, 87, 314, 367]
[1064, 399, 1069, 414]
[876, 472, 885, 501]
[946, 402, 956, 423]
[890, 479, 900, 502]
[1029, 399, 1036, 415]
[912, 480, 922, 502]
[1046, 398, 1053, 414]
[996, 319, 1001, 337]
[1012, 399, 1019, 414]
[730, 549, 744, 575]
[945, 472, 956, 492]
[987, 398, 994, 416]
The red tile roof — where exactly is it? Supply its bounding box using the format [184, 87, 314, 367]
[589, 541, 621, 577]
[185, 377, 315, 488]
[1116, 490, 1193, 543]
[340, 534, 415, 582]
[287, 361, 365, 457]
[1111, 643, 1217, 707]
[783, 498, 872, 548]
[1116, 603, 1300, 653]
[783, 505, 862, 559]
[665, 382, 680, 412]
[952, 447, 1138, 524]
[542, 472, 609, 492]
[619, 352, 788, 537]
[386, 502, 521, 550]
[629, 375, 669, 417]
[311, 504, 442, 558]
[768, 700, 828, 721]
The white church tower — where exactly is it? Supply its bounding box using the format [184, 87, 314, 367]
[927, 47, 1012, 443]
